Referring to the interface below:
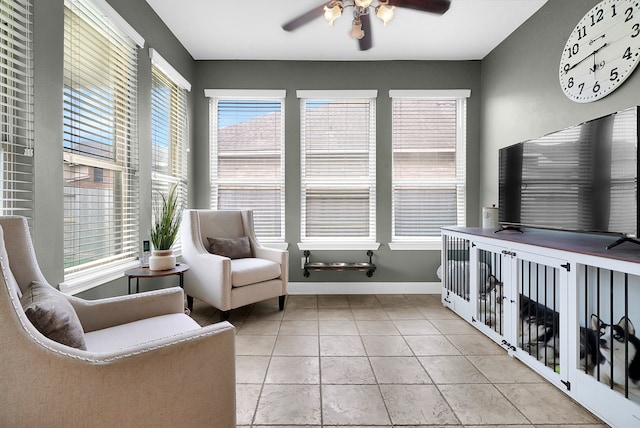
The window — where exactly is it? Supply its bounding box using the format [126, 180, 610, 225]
[62, 0, 144, 288]
[206, 89, 285, 244]
[298, 90, 377, 248]
[151, 49, 190, 254]
[390, 90, 469, 249]
[0, 0, 34, 222]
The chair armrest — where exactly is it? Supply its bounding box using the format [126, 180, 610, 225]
[67, 287, 185, 332]
[182, 249, 232, 310]
[254, 246, 289, 283]
[254, 246, 287, 264]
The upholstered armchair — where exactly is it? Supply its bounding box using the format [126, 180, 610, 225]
[180, 209, 288, 318]
[0, 216, 236, 427]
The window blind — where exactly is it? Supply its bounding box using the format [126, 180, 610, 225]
[208, 91, 285, 242]
[0, 0, 34, 223]
[299, 92, 376, 241]
[63, 0, 141, 275]
[391, 95, 467, 239]
[151, 60, 189, 253]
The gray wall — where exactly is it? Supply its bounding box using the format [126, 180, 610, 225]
[193, 60, 482, 283]
[32, 0, 195, 298]
[480, 0, 640, 207]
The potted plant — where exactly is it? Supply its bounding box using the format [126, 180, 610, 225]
[148, 184, 181, 271]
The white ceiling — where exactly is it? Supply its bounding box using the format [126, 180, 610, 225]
[145, 0, 548, 61]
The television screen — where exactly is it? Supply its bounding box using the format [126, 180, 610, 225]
[499, 107, 639, 238]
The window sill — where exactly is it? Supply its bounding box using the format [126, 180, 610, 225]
[389, 241, 441, 251]
[59, 259, 140, 296]
[297, 242, 380, 251]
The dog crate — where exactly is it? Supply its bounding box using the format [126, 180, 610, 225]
[441, 226, 640, 427]
[474, 245, 564, 377]
[441, 233, 471, 301]
[441, 232, 478, 322]
[576, 264, 640, 405]
[475, 245, 506, 339]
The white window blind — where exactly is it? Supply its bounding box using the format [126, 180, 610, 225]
[298, 90, 377, 242]
[391, 91, 468, 241]
[0, 0, 34, 223]
[207, 90, 285, 242]
[63, 0, 142, 277]
[151, 52, 189, 254]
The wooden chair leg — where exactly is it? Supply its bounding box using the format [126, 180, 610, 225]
[221, 310, 230, 321]
[187, 295, 194, 312]
[279, 295, 286, 311]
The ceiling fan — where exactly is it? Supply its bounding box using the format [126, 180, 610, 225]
[281, 0, 451, 51]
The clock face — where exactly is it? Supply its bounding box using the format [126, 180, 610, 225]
[559, 0, 640, 102]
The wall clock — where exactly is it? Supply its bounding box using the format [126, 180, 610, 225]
[559, 0, 640, 103]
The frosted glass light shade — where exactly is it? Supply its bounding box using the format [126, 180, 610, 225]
[324, 4, 343, 26]
[376, 4, 394, 25]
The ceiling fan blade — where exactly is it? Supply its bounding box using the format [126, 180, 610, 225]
[387, 0, 451, 15]
[282, 3, 329, 31]
[359, 13, 373, 51]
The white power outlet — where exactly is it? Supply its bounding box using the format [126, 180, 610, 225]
[301, 256, 306, 269]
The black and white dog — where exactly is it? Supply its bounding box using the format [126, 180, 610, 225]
[579, 323, 601, 372]
[591, 314, 640, 392]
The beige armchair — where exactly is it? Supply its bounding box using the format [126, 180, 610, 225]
[180, 209, 288, 318]
[0, 216, 236, 427]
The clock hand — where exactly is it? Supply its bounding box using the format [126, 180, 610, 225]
[592, 42, 608, 55]
[566, 43, 608, 73]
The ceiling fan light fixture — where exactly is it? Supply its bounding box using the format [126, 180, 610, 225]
[375, 4, 394, 25]
[283, 0, 451, 51]
[350, 19, 365, 39]
[324, 4, 343, 26]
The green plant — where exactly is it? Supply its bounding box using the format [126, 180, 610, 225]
[150, 184, 181, 251]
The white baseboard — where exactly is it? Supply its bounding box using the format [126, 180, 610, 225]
[288, 281, 442, 295]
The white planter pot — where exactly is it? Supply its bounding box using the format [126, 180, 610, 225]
[148, 250, 176, 271]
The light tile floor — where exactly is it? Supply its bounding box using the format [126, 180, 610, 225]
[190, 294, 609, 428]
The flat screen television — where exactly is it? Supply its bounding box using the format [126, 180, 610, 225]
[498, 106, 639, 248]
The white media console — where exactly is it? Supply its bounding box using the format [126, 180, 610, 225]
[441, 226, 640, 428]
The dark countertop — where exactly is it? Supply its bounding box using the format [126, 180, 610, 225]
[442, 226, 640, 264]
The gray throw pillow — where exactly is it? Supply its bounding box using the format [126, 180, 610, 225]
[207, 236, 252, 259]
[20, 281, 87, 350]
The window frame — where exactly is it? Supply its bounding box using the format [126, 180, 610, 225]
[389, 89, 470, 251]
[205, 89, 286, 246]
[297, 89, 379, 251]
[60, 0, 144, 294]
[150, 48, 190, 255]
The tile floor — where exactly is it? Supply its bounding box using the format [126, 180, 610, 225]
[190, 294, 609, 428]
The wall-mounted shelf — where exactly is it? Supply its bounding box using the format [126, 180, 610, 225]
[303, 250, 376, 278]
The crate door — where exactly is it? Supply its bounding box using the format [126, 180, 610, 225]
[472, 241, 510, 343]
[572, 264, 640, 427]
[441, 233, 474, 321]
[512, 251, 568, 386]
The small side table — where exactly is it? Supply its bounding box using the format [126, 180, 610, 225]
[124, 263, 190, 294]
